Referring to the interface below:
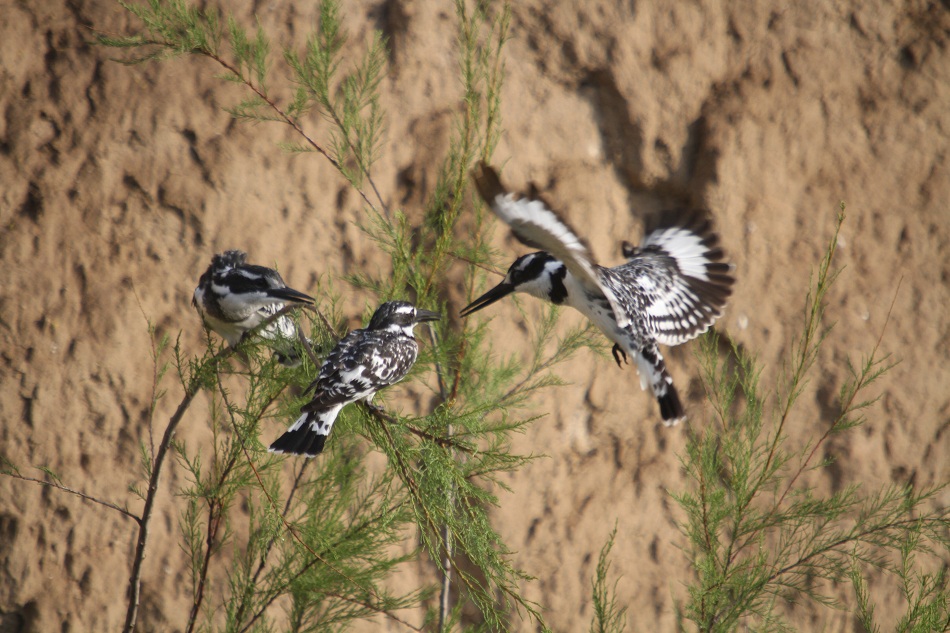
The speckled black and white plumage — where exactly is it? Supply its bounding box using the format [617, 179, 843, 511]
[193, 250, 314, 365]
[269, 301, 440, 457]
[463, 162, 735, 425]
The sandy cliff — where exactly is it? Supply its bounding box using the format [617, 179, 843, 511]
[1, 0, 948, 630]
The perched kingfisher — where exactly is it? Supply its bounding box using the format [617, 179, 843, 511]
[269, 301, 440, 456]
[461, 163, 735, 425]
[193, 250, 314, 366]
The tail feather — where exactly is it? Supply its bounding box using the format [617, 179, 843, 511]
[635, 346, 686, 426]
[269, 425, 327, 456]
[657, 383, 685, 426]
[269, 407, 339, 457]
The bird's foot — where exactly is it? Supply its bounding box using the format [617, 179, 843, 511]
[612, 344, 628, 368]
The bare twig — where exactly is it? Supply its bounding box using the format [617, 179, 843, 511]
[298, 303, 343, 369]
[2, 470, 140, 525]
[303, 304, 342, 339]
[296, 323, 320, 368]
[123, 361, 210, 633]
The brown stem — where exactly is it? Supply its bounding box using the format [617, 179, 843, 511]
[185, 497, 224, 633]
[123, 369, 207, 633]
[2, 472, 141, 524]
[124, 305, 301, 633]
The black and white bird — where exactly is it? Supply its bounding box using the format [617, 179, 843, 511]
[461, 162, 735, 425]
[269, 301, 440, 456]
[193, 250, 314, 366]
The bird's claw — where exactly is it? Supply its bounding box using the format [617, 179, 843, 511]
[612, 344, 628, 368]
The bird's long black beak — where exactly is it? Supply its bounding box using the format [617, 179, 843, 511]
[459, 282, 515, 317]
[268, 287, 315, 305]
[414, 309, 442, 323]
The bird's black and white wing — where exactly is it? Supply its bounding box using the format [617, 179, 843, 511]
[618, 211, 734, 347]
[270, 300, 437, 457]
[269, 330, 418, 456]
[193, 250, 314, 364]
[210, 257, 314, 319]
[303, 330, 417, 412]
[472, 162, 631, 328]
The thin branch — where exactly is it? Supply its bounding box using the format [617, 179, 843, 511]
[2, 471, 141, 525]
[368, 403, 444, 547]
[423, 325, 457, 633]
[130, 283, 160, 461]
[236, 455, 311, 625]
[123, 357, 211, 633]
[304, 303, 342, 339]
[114, 34, 381, 216]
[238, 497, 414, 633]
[296, 321, 320, 368]
[766, 517, 946, 585]
[185, 376, 246, 633]
[318, 96, 390, 218]
[185, 496, 225, 633]
[761, 212, 845, 479]
[124, 304, 302, 633]
[361, 402, 473, 453]
[449, 250, 504, 276]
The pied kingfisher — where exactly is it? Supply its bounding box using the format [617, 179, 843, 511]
[461, 162, 734, 425]
[193, 250, 314, 366]
[269, 301, 440, 456]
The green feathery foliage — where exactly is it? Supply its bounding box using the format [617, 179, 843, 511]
[673, 210, 950, 632]
[93, 0, 603, 631]
[590, 526, 628, 633]
[2, 2, 944, 633]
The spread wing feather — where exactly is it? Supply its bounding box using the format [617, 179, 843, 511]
[615, 211, 734, 346]
[472, 162, 631, 328]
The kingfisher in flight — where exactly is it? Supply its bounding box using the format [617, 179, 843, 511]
[461, 162, 734, 425]
[269, 301, 440, 456]
[193, 250, 314, 365]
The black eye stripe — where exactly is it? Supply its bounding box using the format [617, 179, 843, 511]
[508, 252, 555, 284]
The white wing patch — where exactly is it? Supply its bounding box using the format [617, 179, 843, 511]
[621, 213, 735, 347]
[642, 226, 713, 281]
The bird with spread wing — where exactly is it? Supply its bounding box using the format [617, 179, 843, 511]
[461, 162, 734, 425]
